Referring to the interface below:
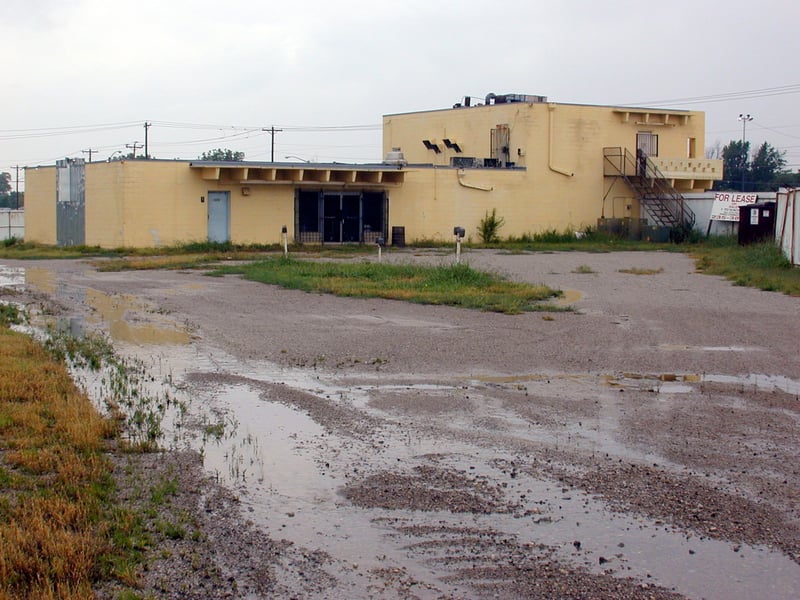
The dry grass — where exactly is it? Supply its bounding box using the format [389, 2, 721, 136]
[572, 264, 597, 274]
[0, 327, 116, 599]
[617, 267, 664, 275]
[91, 253, 260, 272]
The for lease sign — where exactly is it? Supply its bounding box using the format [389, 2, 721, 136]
[709, 192, 759, 222]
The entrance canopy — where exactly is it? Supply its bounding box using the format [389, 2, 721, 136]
[189, 161, 405, 187]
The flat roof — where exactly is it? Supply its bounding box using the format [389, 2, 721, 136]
[384, 100, 697, 119]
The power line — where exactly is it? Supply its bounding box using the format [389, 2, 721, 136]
[751, 122, 800, 141]
[624, 83, 800, 107]
[0, 122, 141, 141]
[0, 120, 381, 147]
[153, 129, 266, 149]
[152, 120, 381, 132]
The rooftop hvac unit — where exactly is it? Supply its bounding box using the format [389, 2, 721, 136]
[383, 148, 407, 166]
[451, 156, 478, 168]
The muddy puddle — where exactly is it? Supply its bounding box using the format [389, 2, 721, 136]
[0, 264, 24, 287]
[94, 337, 800, 600]
[6, 261, 800, 599]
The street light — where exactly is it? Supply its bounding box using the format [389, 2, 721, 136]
[284, 155, 310, 162]
[738, 113, 753, 192]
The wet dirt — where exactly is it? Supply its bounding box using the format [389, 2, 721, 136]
[1, 250, 799, 599]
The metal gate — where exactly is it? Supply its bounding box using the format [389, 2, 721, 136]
[323, 193, 361, 243]
[297, 190, 387, 244]
[491, 124, 511, 167]
[56, 158, 85, 247]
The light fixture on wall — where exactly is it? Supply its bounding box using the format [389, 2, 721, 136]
[241, 187, 251, 196]
[422, 140, 441, 153]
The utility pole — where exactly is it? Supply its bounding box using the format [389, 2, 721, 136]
[262, 126, 283, 162]
[82, 149, 98, 162]
[15, 165, 20, 209]
[738, 113, 753, 192]
[126, 141, 143, 158]
[144, 122, 151, 158]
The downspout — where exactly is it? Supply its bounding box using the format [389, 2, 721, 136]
[547, 103, 574, 177]
[457, 169, 493, 191]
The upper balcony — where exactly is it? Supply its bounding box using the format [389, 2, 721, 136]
[650, 157, 723, 181]
[650, 157, 722, 192]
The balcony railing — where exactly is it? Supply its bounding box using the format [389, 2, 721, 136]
[650, 157, 723, 181]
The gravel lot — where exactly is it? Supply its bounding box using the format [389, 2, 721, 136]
[1, 249, 799, 599]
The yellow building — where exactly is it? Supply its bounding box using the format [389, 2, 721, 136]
[24, 93, 722, 248]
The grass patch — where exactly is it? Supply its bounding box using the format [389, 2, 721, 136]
[500, 227, 672, 252]
[93, 253, 244, 272]
[150, 476, 179, 506]
[0, 242, 125, 260]
[211, 257, 560, 314]
[92, 245, 379, 272]
[8, 233, 796, 297]
[0, 240, 378, 263]
[618, 267, 664, 275]
[691, 238, 800, 295]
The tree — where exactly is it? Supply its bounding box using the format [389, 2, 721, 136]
[199, 148, 245, 161]
[716, 140, 749, 191]
[749, 142, 787, 190]
[0, 171, 18, 209]
[775, 170, 800, 188]
[715, 139, 791, 192]
[108, 152, 152, 161]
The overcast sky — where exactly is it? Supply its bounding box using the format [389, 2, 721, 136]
[3, 0, 800, 187]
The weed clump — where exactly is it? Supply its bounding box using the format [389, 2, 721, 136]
[0, 302, 22, 326]
[572, 264, 596, 274]
[477, 208, 505, 243]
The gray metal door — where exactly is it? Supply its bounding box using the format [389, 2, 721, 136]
[57, 202, 85, 247]
[207, 191, 230, 243]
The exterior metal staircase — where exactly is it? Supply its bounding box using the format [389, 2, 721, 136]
[603, 147, 695, 229]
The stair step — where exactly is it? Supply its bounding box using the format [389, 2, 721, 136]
[607, 151, 695, 229]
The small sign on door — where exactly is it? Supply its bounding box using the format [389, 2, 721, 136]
[750, 208, 760, 225]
